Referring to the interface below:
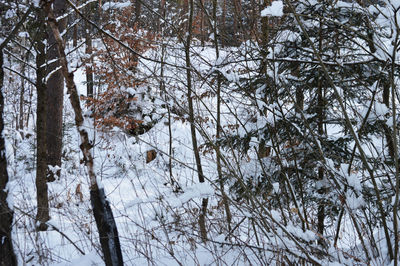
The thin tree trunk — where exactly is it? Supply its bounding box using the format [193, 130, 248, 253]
[35, 7, 50, 231]
[85, 34, 94, 98]
[232, 0, 242, 44]
[221, 0, 226, 46]
[159, 3, 177, 190]
[212, 0, 231, 230]
[258, 0, 273, 157]
[389, 23, 400, 264]
[382, 80, 395, 158]
[260, 0, 270, 51]
[46, 0, 66, 181]
[18, 54, 26, 132]
[0, 6, 32, 261]
[316, 17, 325, 243]
[249, 0, 257, 39]
[134, 0, 142, 25]
[73, 23, 78, 47]
[131, 0, 141, 70]
[199, 0, 205, 46]
[0, 50, 17, 266]
[180, 0, 189, 32]
[85, 2, 94, 98]
[158, 0, 166, 32]
[185, 0, 207, 242]
[44, 4, 123, 265]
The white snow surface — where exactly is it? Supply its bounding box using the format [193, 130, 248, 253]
[261, 1, 284, 17]
[102, 1, 131, 11]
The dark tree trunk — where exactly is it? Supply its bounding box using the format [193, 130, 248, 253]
[85, 2, 94, 98]
[260, 0, 271, 51]
[85, 34, 94, 98]
[73, 23, 78, 47]
[134, 0, 142, 25]
[0, 50, 17, 266]
[158, 0, 166, 32]
[35, 8, 50, 230]
[91, 188, 123, 265]
[46, 0, 66, 181]
[221, 0, 227, 46]
[232, 0, 241, 44]
[0, 7, 31, 258]
[44, 4, 124, 265]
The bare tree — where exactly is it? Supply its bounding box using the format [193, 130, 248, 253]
[34, 6, 51, 230]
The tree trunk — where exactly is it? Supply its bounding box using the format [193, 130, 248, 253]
[35, 7, 50, 231]
[46, 0, 66, 181]
[158, 0, 166, 32]
[180, 0, 189, 32]
[0, 50, 17, 266]
[316, 18, 325, 243]
[44, 4, 123, 265]
[221, 0, 226, 46]
[260, 0, 271, 51]
[232, 0, 241, 44]
[18, 53, 27, 132]
[90, 187, 123, 265]
[383, 80, 395, 158]
[85, 2, 94, 98]
[199, 0, 206, 46]
[185, 0, 207, 242]
[213, 0, 231, 230]
[85, 33, 94, 98]
[0, 6, 32, 261]
[159, 4, 177, 190]
[134, 0, 142, 25]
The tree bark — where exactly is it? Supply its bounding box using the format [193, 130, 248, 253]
[221, 0, 226, 46]
[0, 50, 17, 266]
[85, 1, 94, 98]
[158, 0, 166, 32]
[46, 0, 66, 181]
[43, 3, 123, 265]
[134, 0, 142, 25]
[35, 7, 50, 231]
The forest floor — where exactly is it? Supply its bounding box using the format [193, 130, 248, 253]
[6, 42, 267, 266]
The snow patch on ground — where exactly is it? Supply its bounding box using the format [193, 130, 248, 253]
[261, 1, 284, 17]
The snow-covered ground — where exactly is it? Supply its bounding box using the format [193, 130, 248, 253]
[3, 36, 394, 265]
[3, 41, 270, 265]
